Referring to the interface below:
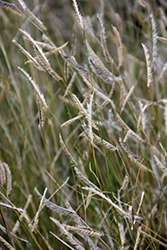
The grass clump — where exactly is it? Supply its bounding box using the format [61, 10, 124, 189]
[0, 0, 167, 249]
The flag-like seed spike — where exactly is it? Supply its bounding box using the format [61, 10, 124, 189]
[18, 67, 48, 109]
[72, 0, 84, 30]
[142, 43, 153, 88]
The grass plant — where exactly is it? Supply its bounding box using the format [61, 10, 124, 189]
[0, 0, 167, 249]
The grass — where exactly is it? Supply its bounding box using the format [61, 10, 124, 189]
[0, 0, 167, 249]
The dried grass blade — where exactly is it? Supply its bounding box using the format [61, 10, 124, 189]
[3, 163, 12, 196]
[33, 41, 54, 51]
[25, 8, 46, 31]
[44, 42, 68, 56]
[150, 14, 157, 64]
[0, 1, 23, 17]
[16, 0, 46, 31]
[20, 30, 48, 64]
[42, 34, 54, 46]
[154, 155, 167, 176]
[159, 7, 167, 26]
[120, 173, 129, 191]
[0, 236, 16, 250]
[0, 202, 25, 213]
[12, 194, 32, 234]
[116, 113, 129, 131]
[86, 40, 119, 80]
[119, 79, 126, 110]
[133, 191, 144, 227]
[72, 93, 98, 130]
[18, 67, 48, 109]
[60, 50, 89, 76]
[97, 13, 113, 63]
[29, 41, 68, 59]
[93, 133, 117, 152]
[165, 104, 167, 134]
[64, 61, 69, 81]
[71, 22, 77, 57]
[50, 218, 85, 250]
[134, 160, 153, 173]
[12, 39, 44, 71]
[72, 0, 84, 30]
[86, 235, 103, 250]
[107, 109, 113, 136]
[121, 85, 135, 113]
[119, 138, 152, 173]
[0, 0, 15, 8]
[74, 167, 100, 191]
[0, 160, 6, 185]
[19, 29, 34, 44]
[63, 225, 103, 237]
[65, 200, 90, 228]
[82, 187, 132, 220]
[15, 0, 26, 10]
[20, 29, 62, 80]
[34, 188, 74, 216]
[35, 95, 45, 131]
[158, 61, 167, 81]
[59, 134, 78, 166]
[81, 74, 116, 110]
[33, 44, 62, 81]
[31, 188, 47, 232]
[96, 81, 115, 112]
[64, 72, 76, 97]
[50, 232, 76, 250]
[89, 59, 113, 84]
[79, 130, 105, 156]
[138, 227, 167, 249]
[0, 161, 12, 196]
[117, 114, 145, 143]
[0, 74, 10, 105]
[112, 26, 123, 68]
[118, 222, 126, 247]
[157, 36, 167, 43]
[72, 94, 87, 117]
[46, 66, 62, 81]
[134, 226, 142, 250]
[87, 93, 94, 143]
[61, 115, 82, 127]
[128, 129, 145, 143]
[119, 138, 140, 161]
